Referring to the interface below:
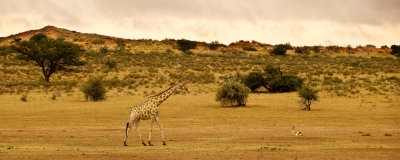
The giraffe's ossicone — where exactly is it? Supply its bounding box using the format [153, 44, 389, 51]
[123, 83, 188, 146]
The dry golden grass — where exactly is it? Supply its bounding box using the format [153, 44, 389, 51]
[0, 90, 399, 159]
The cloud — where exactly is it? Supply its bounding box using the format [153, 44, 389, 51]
[0, 0, 399, 46]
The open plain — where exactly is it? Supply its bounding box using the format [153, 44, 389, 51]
[0, 90, 399, 159]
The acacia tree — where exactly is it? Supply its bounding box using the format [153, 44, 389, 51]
[13, 33, 84, 82]
[298, 86, 319, 111]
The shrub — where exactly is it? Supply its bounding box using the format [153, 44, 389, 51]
[243, 72, 266, 91]
[92, 39, 105, 44]
[295, 46, 310, 54]
[216, 81, 250, 106]
[177, 39, 197, 52]
[270, 44, 292, 55]
[0, 46, 14, 56]
[115, 39, 126, 51]
[298, 85, 318, 110]
[243, 46, 257, 51]
[21, 94, 27, 102]
[14, 38, 22, 43]
[267, 75, 303, 93]
[103, 57, 117, 69]
[99, 46, 108, 53]
[82, 78, 106, 101]
[365, 44, 376, 48]
[184, 50, 194, 55]
[326, 45, 340, 53]
[208, 41, 225, 50]
[311, 46, 321, 53]
[390, 45, 400, 57]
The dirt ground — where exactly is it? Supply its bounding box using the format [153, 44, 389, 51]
[0, 92, 399, 159]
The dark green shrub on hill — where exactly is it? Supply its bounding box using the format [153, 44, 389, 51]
[270, 44, 293, 55]
[208, 41, 225, 50]
[243, 46, 257, 51]
[311, 46, 321, 53]
[390, 45, 400, 57]
[295, 46, 310, 54]
[177, 39, 197, 52]
[92, 39, 105, 44]
[99, 46, 108, 53]
[0, 46, 14, 56]
[103, 57, 117, 70]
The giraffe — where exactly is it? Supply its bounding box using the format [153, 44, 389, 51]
[123, 83, 188, 146]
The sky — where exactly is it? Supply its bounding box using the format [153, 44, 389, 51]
[0, 0, 399, 46]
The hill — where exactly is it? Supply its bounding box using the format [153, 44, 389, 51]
[0, 25, 394, 57]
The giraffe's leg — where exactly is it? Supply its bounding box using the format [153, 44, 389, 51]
[148, 118, 155, 146]
[124, 121, 132, 146]
[155, 117, 166, 146]
[135, 120, 147, 146]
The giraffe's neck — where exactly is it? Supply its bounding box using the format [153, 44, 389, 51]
[151, 85, 178, 106]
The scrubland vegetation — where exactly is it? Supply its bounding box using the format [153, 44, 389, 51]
[0, 27, 399, 159]
[0, 42, 399, 99]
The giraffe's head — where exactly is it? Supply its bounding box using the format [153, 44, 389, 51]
[176, 83, 188, 91]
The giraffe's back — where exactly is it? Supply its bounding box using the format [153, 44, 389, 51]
[130, 100, 159, 120]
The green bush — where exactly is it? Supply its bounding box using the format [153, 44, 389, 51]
[216, 81, 250, 106]
[243, 72, 265, 91]
[103, 57, 117, 70]
[311, 46, 321, 53]
[243, 46, 257, 51]
[267, 75, 303, 93]
[177, 39, 197, 52]
[0, 46, 14, 56]
[208, 41, 225, 50]
[82, 78, 106, 101]
[92, 39, 105, 44]
[298, 85, 318, 110]
[390, 45, 400, 57]
[99, 46, 108, 53]
[295, 46, 310, 54]
[270, 44, 292, 55]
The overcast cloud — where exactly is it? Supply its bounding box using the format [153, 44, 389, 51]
[0, 0, 399, 46]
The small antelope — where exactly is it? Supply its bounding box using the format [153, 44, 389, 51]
[291, 126, 303, 136]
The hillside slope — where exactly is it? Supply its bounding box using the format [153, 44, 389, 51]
[0, 25, 393, 57]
